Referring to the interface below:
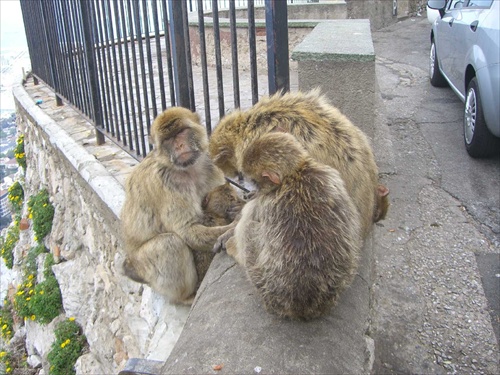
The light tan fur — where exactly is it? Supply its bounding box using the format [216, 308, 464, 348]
[209, 89, 389, 238]
[121, 107, 232, 304]
[225, 133, 362, 320]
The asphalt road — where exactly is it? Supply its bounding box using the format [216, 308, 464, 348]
[370, 15, 499, 374]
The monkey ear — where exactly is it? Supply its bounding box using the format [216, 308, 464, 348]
[377, 184, 389, 197]
[262, 171, 281, 185]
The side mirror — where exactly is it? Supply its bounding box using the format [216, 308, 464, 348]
[427, 0, 447, 17]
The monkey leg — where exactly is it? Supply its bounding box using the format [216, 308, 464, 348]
[225, 236, 246, 266]
[131, 233, 198, 304]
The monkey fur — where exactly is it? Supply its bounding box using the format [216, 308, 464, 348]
[209, 89, 389, 238]
[121, 107, 236, 303]
[223, 133, 362, 320]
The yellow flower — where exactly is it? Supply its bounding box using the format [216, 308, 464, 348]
[28, 274, 34, 280]
[6, 367, 11, 373]
[26, 297, 31, 301]
[0, 351, 6, 358]
[16, 290, 24, 295]
[69, 317, 75, 321]
[30, 315, 35, 321]
[39, 290, 44, 295]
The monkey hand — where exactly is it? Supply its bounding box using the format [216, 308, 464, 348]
[212, 227, 235, 253]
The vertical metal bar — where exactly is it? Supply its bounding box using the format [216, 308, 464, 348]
[106, 0, 125, 143]
[265, 0, 289, 94]
[247, 0, 258, 105]
[142, 0, 157, 122]
[128, 0, 147, 156]
[133, 0, 152, 146]
[168, 0, 190, 108]
[161, 0, 176, 107]
[212, 0, 225, 119]
[79, 0, 105, 145]
[151, 0, 167, 111]
[40, 0, 63, 105]
[229, 0, 240, 109]
[120, 0, 138, 152]
[181, 0, 196, 111]
[197, 0, 212, 134]
[93, 1, 112, 134]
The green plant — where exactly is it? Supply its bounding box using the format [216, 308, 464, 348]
[14, 134, 26, 171]
[0, 350, 13, 373]
[27, 189, 55, 243]
[25, 244, 48, 276]
[0, 225, 19, 269]
[7, 181, 23, 215]
[47, 318, 87, 375]
[0, 298, 14, 342]
[13, 254, 62, 325]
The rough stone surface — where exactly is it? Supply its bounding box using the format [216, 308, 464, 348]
[11, 84, 190, 373]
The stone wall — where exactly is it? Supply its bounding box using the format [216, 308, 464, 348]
[9, 85, 190, 374]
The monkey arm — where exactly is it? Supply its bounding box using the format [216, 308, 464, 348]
[212, 224, 237, 253]
[180, 223, 234, 252]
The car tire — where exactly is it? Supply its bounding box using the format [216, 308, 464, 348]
[464, 77, 500, 158]
[429, 39, 447, 87]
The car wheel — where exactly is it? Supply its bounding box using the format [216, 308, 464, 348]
[429, 39, 447, 87]
[464, 77, 500, 158]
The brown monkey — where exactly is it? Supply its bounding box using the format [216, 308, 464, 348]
[202, 182, 246, 226]
[223, 132, 362, 320]
[121, 107, 234, 304]
[190, 182, 246, 287]
[209, 89, 389, 238]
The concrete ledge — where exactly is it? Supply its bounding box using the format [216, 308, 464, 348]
[160, 235, 375, 374]
[12, 83, 125, 219]
[291, 19, 376, 138]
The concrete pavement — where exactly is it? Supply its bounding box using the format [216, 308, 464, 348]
[371, 15, 499, 374]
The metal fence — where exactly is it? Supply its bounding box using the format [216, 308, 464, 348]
[19, 0, 291, 159]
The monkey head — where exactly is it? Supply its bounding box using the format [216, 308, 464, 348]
[241, 132, 306, 191]
[151, 107, 209, 168]
[209, 110, 248, 178]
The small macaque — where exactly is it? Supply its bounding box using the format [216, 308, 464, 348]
[209, 89, 389, 238]
[121, 107, 234, 304]
[202, 182, 246, 226]
[222, 132, 362, 320]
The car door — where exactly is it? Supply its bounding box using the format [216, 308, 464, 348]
[445, 0, 491, 95]
[433, 0, 464, 79]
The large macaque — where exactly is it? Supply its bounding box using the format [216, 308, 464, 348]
[209, 89, 389, 238]
[223, 133, 362, 320]
[121, 107, 236, 304]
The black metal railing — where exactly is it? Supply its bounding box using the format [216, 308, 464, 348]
[19, 0, 291, 159]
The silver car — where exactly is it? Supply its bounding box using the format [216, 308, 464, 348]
[428, 0, 500, 157]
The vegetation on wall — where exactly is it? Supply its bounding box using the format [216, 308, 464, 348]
[27, 189, 54, 244]
[7, 181, 24, 217]
[13, 254, 62, 325]
[0, 224, 19, 269]
[47, 318, 87, 375]
[14, 134, 26, 171]
[0, 297, 14, 343]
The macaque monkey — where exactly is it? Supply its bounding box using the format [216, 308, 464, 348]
[121, 107, 236, 304]
[222, 133, 362, 320]
[202, 182, 246, 226]
[209, 89, 389, 238]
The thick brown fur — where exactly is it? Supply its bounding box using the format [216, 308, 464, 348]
[121, 107, 233, 304]
[225, 133, 362, 320]
[209, 89, 389, 238]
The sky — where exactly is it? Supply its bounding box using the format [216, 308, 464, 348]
[0, 0, 30, 113]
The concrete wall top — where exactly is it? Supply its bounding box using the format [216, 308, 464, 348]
[291, 19, 375, 62]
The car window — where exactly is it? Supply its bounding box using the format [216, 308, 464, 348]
[465, 0, 493, 7]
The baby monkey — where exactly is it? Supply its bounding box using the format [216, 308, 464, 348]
[222, 132, 362, 320]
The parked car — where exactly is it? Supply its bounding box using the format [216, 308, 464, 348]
[427, 0, 500, 157]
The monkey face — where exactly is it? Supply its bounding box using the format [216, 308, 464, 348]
[164, 128, 202, 168]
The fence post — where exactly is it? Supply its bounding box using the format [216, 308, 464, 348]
[168, 0, 191, 108]
[79, 0, 105, 145]
[265, 0, 289, 94]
